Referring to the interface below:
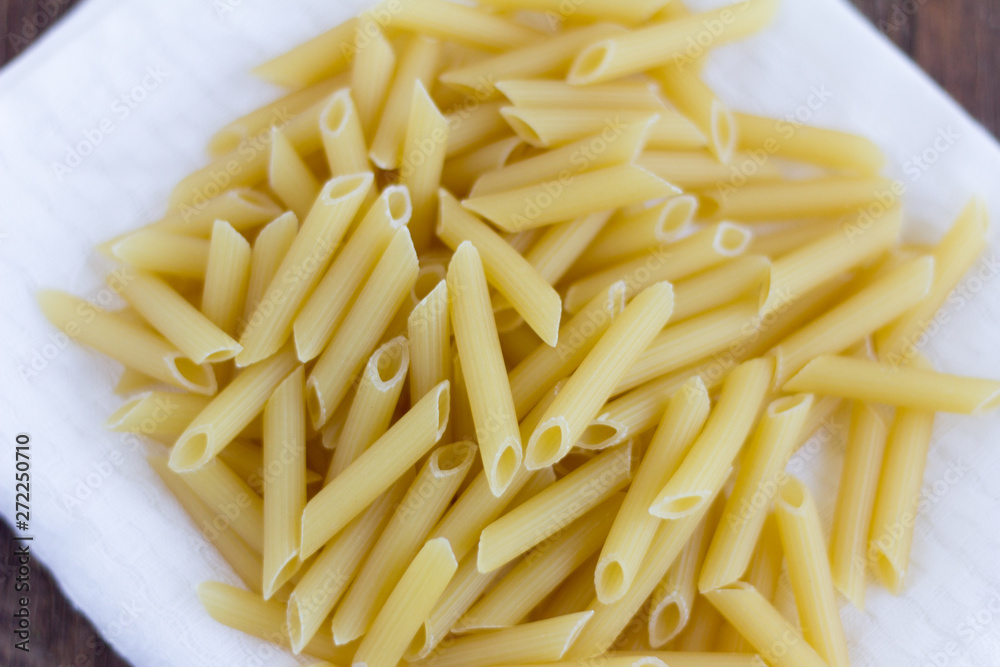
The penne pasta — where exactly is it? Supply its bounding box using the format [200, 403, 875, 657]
[447, 241, 524, 496]
[408, 280, 451, 405]
[106, 391, 210, 439]
[242, 212, 298, 336]
[521, 211, 611, 287]
[526, 282, 674, 469]
[293, 186, 412, 362]
[353, 537, 459, 667]
[701, 176, 894, 222]
[596, 376, 710, 604]
[319, 89, 368, 177]
[402, 82, 449, 251]
[500, 107, 705, 151]
[269, 126, 320, 219]
[698, 394, 813, 592]
[37, 291, 216, 395]
[376, 0, 541, 51]
[202, 220, 252, 336]
[111, 231, 210, 279]
[238, 173, 374, 366]
[148, 188, 283, 237]
[261, 367, 307, 598]
[637, 150, 780, 191]
[497, 79, 664, 110]
[443, 136, 523, 195]
[476, 0, 669, 22]
[670, 255, 770, 322]
[775, 476, 850, 667]
[300, 381, 449, 560]
[252, 19, 358, 88]
[650, 358, 773, 519]
[350, 25, 396, 139]
[536, 552, 601, 620]
[168, 345, 299, 471]
[574, 197, 696, 269]
[181, 457, 264, 553]
[655, 65, 735, 163]
[445, 101, 510, 158]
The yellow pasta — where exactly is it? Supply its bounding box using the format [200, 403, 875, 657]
[402, 82, 449, 251]
[596, 376, 710, 604]
[269, 125, 320, 219]
[202, 220, 252, 336]
[636, 150, 781, 191]
[238, 173, 374, 366]
[829, 401, 890, 609]
[521, 211, 612, 289]
[568, 0, 778, 84]
[475, 0, 669, 22]
[447, 241, 524, 496]
[443, 136, 523, 195]
[497, 79, 664, 110]
[650, 358, 773, 519]
[656, 65, 736, 163]
[180, 457, 264, 553]
[252, 19, 358, 88]
[375, 0, 541, 51]
[670, 255, 770, 322]
[575, 196, 696, 268]
[242, 212, 298, 334]
[106, 391, 210, 439]
[147, 188, 282, 237]
[111, 231, 210, 278]
[350, 25, 396, 139]
[500, 107, 705, 150]
[698, 394, 813, 592]
[774, 476, 850, 667]
[353, 537, 459, 667]
[445, 101, 510, 158]
[525, 282, 674, 469]
[319, 88, 369, 177]
[261, 367, 306, 599]
[702, 176, 894, 222]
[293, 185, 412, 362]
[118, 271, 241, 364]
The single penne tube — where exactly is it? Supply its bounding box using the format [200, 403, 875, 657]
[376, 0, 540, 51]
[440, 193, 562, 346]
[767, 255, 935, 387]
[500, 107, 705, 151]
[238, 173, 374, 366]
[470, 119, 654, 197]
[202, 220, 252, 336]
[671, 255, 770, 322]
[406, 549, 512, 661]
[111, 231, 210, 278]
[655, 65, 735, 163]
[784, 354, 1000, 414]
[168, 345, 299, 471]
[300, 381, 449, 559]
[106, 391, 211, 438]
[829, 401, 890, 609]
[421, 611, 594, 667]
[568, 0, 778, 84]
[293, 185, 412, 362]
[519, 211, 611, 287]
[269, 126, 320, 219]
[703, 582, 827, 667]
[616, 301, 759, 394]
[526, 282, 674, 469]
[775, 476, 850, 667]
[408, 280, 450, 406]
[735, 112, 886, 175]
[429, 384, 561, 562]
[697, 394, 813, 592]
[475, 0, 668, 22]
[877, 198, 989, 359]
[37, 291, 216, 395]
[596, 376, 711, 605]
[701, 176, 893, 222]
[563, 222, 751, 314]
[261, 367, 307, 599]
[331, 442, 475, 644]
[146, 188, 283, 237]
[508, 282, 626, 418]
[306, 228, 419, 427]
[447, 241, 524, 496]
[353, 537, 459, 667]
[181, 457, 264, 553]
[319, 88, 368, 177]
[496, 79, 664, 110]
[479, 443, 633, 572]
[868, 400, 936, 593]
[649, 499, 722, 647]
[439, 23, 625, 96]
[563, 489, 722, 658]
[252, 19, 357, 88]
[442, 136, 523, 195]
[574, 196, 696, 269]
[650, 357, 773, 519]
[462, 494, 622, 630]
[287, 475, 409, 654]
[369, 36, 441, 170]
[761, 205, 901, 311]
[118, 271, 241, 364]
[401, 82, 449, 250]
[636, 150, 780, 191]
[241, 212, 298, 335]
[445, 101, 510, 158]
[197, 582, 347, 663]
[351, 25, 395, 139]
[208, 75, 347, 155]
[149, 455, 263, 594]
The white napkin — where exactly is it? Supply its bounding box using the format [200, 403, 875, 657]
[2, 0, 1000, 665]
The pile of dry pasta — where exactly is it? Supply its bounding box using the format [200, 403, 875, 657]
[39, 0, 1000, 665]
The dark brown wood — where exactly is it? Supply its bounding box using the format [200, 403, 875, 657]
[1, 1, 998, 665]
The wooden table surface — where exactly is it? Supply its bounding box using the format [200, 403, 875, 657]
[2, 1, 998, 665]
